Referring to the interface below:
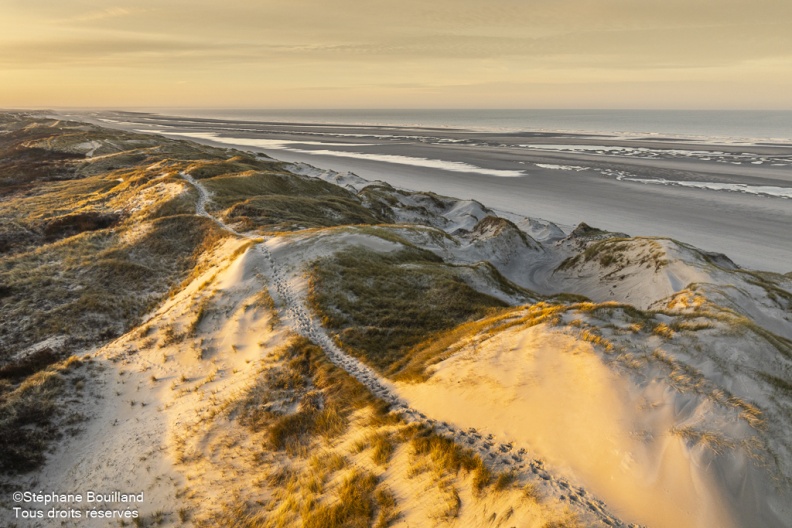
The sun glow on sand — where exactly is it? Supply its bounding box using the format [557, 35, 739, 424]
[398, 324, 740, 528]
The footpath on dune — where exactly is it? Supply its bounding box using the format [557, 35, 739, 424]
[178, 172, 635, 528]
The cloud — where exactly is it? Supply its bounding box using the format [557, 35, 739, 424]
[2, 27, 788, 74]
[1, 0, 790, 107]
[74, 7, 132, 21]
[58, 7, 141, 23]
[0, 34, 218, 68]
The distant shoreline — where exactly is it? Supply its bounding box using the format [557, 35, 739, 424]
[49, 107, 792, 144]
[62, 110, 792, 274]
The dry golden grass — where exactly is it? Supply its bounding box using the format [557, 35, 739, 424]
[302, 470, 379, 528]
[409, 429, 490, 492]
[652, 322, 675, 339]
[370, 431, 396, 466]
[234, 337, 379, 453]
[196, 334, 410, 527]
[671, 426, 736, 455]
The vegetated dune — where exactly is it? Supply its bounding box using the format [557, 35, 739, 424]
[397, 306, 789, 528]
[1, 114, 790, 528]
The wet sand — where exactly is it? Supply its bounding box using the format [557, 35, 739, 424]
[71, 111, 792, 273]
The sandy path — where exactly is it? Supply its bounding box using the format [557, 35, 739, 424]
[179, 173, 634, 528]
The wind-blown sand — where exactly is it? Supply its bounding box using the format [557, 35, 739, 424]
[398, 325, 745, 528]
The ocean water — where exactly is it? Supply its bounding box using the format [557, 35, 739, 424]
[152, 108, 792, 143]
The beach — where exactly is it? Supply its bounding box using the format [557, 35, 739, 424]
[4, 112, 789, 528]
[69, 111, 792, 274]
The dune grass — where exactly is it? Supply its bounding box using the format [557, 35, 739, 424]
[302, 470, 380, 528]
[558, 237, 669, 273]
[196, 170, 385, 231]
[0, 116, 255, 477]
[184, 155, 272, 180]
[409, 428, 491, 493]
[0, 116, 242, 364]
[224, 194, 383, 231]
[1, 215, 226, 356]
[371, 432, 396, 466]
[235, 336, 378, 452]
[308, 246, 507, 373]
[208, 335, 405, 527]
[0, 356, 88, 473]
[0, 368, 63, 472]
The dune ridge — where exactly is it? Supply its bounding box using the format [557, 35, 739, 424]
[1, 115, 790, 527]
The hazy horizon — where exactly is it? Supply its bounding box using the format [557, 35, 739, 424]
[10, 106, 792, 111]
[2, 0, 791, 109]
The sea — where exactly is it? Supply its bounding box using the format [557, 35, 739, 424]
[150, 108, 792, 144]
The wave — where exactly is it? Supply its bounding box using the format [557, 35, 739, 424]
[613, 173, 792, 199]
[138, 130, 526, 178]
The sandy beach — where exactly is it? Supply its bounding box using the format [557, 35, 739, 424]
[73, 111, 792, 274]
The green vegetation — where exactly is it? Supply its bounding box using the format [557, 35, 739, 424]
[0, 116, 238, 366]
[224, 193, 382, 231]
[184, 155, 273, 180]
[1, 215, 225, 356]
[0, 356, 87, 473]
[0, 116, 252, 477]
[0, 368, 63, 472]
[200, 170, 385, 231]
[201, 170, 340, 204]
[309, 246, 506, 373]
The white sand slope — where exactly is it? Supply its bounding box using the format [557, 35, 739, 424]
[6, 153, 790, 527]
[174, 174, 631, 526]
[550, 235, 792, 340]
[4, 233, 285, 526]
[396, 320, 790, 528]
[18, 171, 602, 526]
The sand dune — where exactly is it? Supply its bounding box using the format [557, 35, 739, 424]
[398, 322, 781, 528]
[3, 115, 791, 527]
[84, 110, 792, 273]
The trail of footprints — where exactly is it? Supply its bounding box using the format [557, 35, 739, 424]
[185, 174, 635, 528]
[255, 244, 630, 527]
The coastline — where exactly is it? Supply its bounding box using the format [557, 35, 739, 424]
[3, 113, 791, 528]
[63, 110, 792, 274]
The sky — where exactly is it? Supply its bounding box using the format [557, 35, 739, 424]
[1, 0, 791, 109]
